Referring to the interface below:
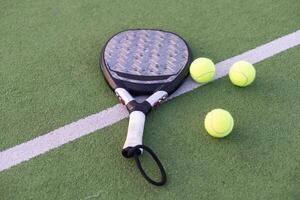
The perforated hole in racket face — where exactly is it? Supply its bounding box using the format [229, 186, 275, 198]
[100, 29, 191, 94]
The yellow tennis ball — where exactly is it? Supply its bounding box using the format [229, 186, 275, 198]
[229, 61, 256, 87]
[204, 109, 234, 138]
[190, 57, 215, 83]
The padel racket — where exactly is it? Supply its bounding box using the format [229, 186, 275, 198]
[100, 29, 191, 186]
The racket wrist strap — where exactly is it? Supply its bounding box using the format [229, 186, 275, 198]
[125, 145, 167, 186]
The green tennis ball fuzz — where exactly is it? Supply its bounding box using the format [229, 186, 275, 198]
[190, 58, 215, 83]
[204, 109, 234, 138]
[229, 61, 256, 87]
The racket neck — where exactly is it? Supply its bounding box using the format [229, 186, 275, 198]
[115, 88, 168, 114]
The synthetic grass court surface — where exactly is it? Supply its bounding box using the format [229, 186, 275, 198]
[1, 0, 300, 150]
[1, 0, 300, 199]
[1, 46, 300, 199]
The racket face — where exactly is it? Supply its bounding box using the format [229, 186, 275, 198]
[100, 29, 191, 94]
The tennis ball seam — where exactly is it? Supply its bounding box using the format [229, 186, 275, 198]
[193, 71, 215, 79]
[209, 111, 233, 135]
[231, 70, 249, 85]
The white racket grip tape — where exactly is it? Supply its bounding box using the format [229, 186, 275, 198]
[123, 111, 146, 149]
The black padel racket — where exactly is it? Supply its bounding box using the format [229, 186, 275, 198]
[100, 29, 191, 186]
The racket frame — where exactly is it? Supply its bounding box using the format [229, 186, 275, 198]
[100, 29, 192, 95]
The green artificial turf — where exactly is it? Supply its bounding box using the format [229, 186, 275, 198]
[1, 0, 300, 150]
[1, 45, 299, 199]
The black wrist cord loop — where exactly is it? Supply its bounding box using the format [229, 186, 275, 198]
[127, 145, 167, 186]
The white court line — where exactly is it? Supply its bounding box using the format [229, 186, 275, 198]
[1, 30, 300, 172]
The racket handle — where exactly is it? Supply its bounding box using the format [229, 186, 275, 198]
[122, 111, 146, 157]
